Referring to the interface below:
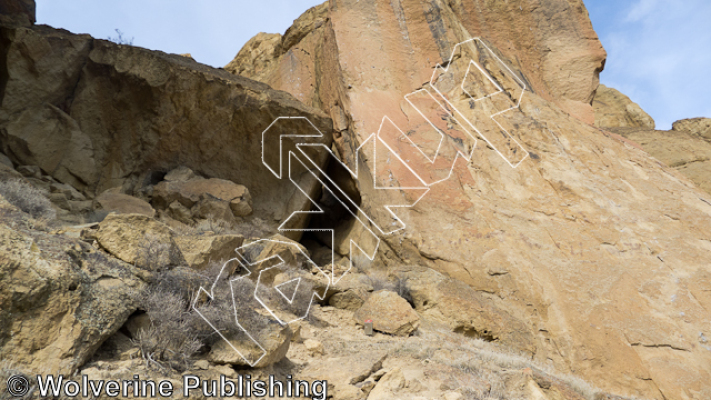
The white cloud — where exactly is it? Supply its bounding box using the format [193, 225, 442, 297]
[597, 0, 711, 128]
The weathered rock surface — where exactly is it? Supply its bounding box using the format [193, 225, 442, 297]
[1, 103, 98, 191]
[594, 84, 655, 129]
[606, 121, 711, 196]
[0, 21, 334, 239]
[0, 194, 145, 374]
[354, 290, 420, 336]
[299, 352, 388, 399]
[152, 177, 253, 225]
[96, 189, 156, 218]
[233, 1, 711, 398]
[673, 117, 711, 141]
[228, 0, 605, 124]
[93, 213, 184, 269]
[0, 0, 35, 25]
[208, 323, 292, 368]
[404, 266, 535, 349]
[173, 234, 243, 270]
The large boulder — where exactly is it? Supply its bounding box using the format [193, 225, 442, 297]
[173, 234, 244, 270]
[96, 189, 156, 218]
[228, 0, 605, 123]
[93, 213, 184, 269]
[0, 194, 145, 374]
[593, 84, 655, 129]
[354, 290, 420, 336]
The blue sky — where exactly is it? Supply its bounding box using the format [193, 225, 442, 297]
[37, 0, 710, 129]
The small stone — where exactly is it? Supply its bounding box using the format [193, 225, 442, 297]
[164, 166, 199, 182]
[304, 339, 324, 355]
[354, 290, 420, 336]
[193, 360, 210, 370]
[444, 391, 463, 400]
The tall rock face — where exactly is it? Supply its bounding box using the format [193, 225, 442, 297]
[227, 0, 606, 124]
[593, 84, 655, 129]
[230, 1, 711, 399]
[0, 22, 334, 237]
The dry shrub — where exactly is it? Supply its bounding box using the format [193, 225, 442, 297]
[135, 233, 182, 271]
[352, 254, 413, 303]
[0, 179, 55, 220]
[135, 260, 274, 372]
[135, 289, 202, 372]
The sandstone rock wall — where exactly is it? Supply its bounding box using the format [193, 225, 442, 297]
[228, 0, 605, 124]
[605, 117, 711, 196]
[229, 2, 711, 399]
[0, 0, 35, 26]
[0, 23, 335, 237]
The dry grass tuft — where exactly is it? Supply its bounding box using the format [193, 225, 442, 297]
[0, 179, 55, 220]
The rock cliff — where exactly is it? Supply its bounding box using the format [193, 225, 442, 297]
[0, 20, 333, 238]
[1, 1, 711, 400]
[228, 1, 711, 399]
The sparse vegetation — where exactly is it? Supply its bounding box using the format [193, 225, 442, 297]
[394, 326, 605, 400]
[135, 233, 176, 271]
[0, 178, 55, 220]
[107, 28, 133, 45]
[134, 260, 275, 372]
[351, 254, 413, 304]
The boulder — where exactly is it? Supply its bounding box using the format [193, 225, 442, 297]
[593, 84, 655, 129]
[173, 234, 244, 270]
[152, 178, 253, 222]
[165, 200, 193, 225]
[224, 32, 283, 81]
[208, 323, 292, 368]
[94, 213, 184, 270]
[673, 117, 711, 141]
[304, 339, 324, 355]
[228, 0, 605, 123]
[354, 290, 420, 336]
[241, 234, 312, 282]
[163, 166, 200, 182]
[329, 289, 367, 311]
[0, 195, 145, 374]
[96, 190, 155, 218]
